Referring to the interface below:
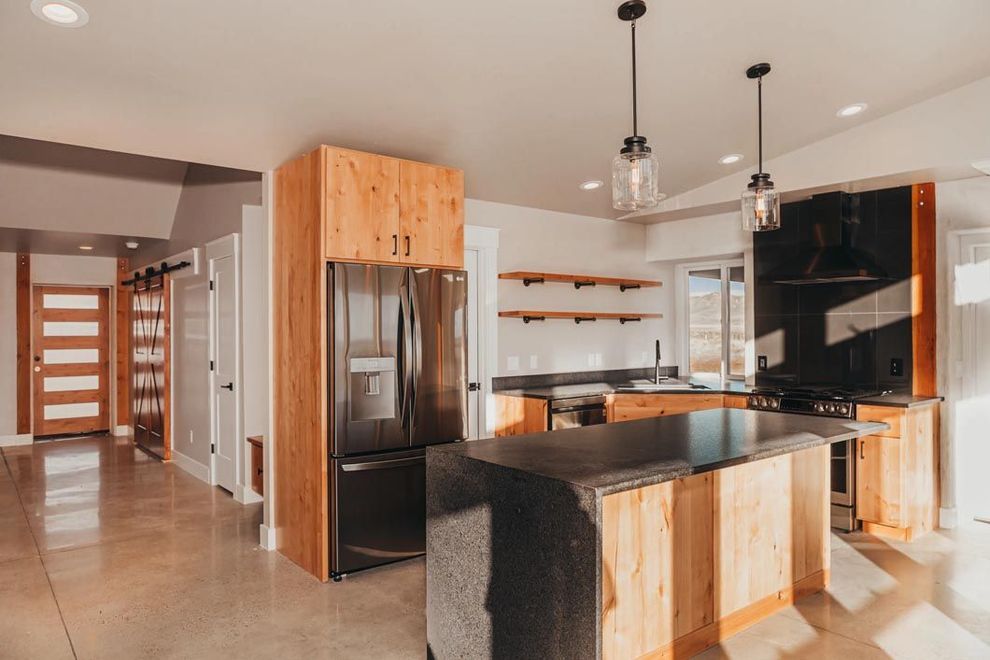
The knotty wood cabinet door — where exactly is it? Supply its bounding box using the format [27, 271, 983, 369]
[325, 147, 401, 263]
[856, 434, 904, 527]
[610, 393, 724, 422]
[398, 160, 464, 269]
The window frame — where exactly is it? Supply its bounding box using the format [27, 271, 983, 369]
[677, 258, 746, 381]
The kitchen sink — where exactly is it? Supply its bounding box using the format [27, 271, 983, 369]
[613, 383, 711, 393]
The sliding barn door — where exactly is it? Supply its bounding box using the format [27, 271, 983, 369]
[132, 274, 171, 459]
[31, 286, 111, 437]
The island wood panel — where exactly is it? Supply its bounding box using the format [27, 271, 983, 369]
[912, 183, 937, 397]
[721, 394, 748, 409]
[493, 394, 548, 436]
[610, 393, 723, 422]
[115, 257, 131, 427]
[499, 271, 662, 289]
[601, 446, 830, 660]
[274, 147, 330, 581]
[324, 147, 401, 263]
[16, 253, 30, 434]
[399, 160, 464, 269]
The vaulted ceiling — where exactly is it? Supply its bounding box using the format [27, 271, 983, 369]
[2, 0, 990, 219]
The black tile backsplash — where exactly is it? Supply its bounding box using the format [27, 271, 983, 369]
[754, 186, 913, 390]
[493, 366, 678, 392]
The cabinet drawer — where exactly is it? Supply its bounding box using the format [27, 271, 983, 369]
[855, 405, 903, 438]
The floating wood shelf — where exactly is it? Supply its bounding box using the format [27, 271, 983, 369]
[499, 310, 663, 324]
[499, 271, 662, 291]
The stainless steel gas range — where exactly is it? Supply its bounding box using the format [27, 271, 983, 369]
[748, 386, 886, 531]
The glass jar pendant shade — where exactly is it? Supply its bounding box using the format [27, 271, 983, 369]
[612, 1, 661, 211]
[741, 63, 781, 231]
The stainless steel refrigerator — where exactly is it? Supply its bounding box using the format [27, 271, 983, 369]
[328, 263, 467, 579]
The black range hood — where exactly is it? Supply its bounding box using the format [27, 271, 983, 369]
[764, 192, 888, 285]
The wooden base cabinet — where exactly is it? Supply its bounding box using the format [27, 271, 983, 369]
[608, 393, 724, 422]
[855, 404, 938, 542]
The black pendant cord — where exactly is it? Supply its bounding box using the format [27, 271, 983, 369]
[631, 20, 638, 136]
[757, 74, 763, 174]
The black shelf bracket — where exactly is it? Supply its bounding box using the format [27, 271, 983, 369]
[522, 277, 545, 287]
[522, 315, 546, 324]
[619, 283, 641, 292]
[573, 281, 596, 290]
[619, 317, 642, 324]
[574, 316, 597, 324]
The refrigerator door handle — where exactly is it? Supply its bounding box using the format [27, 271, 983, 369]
[340, 455, 424, 472]
[409, 271, 422, 432]
[399, 270, 414, 431]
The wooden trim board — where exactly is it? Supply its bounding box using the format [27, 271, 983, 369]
[911, 183, 937, 396]
[115, 258, 131, 427]
[15, 253, 30, 434]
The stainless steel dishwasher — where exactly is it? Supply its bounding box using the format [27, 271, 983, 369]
[549, 395, 607, 430]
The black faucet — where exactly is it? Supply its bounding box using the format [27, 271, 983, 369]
[654, 339, 662, 384]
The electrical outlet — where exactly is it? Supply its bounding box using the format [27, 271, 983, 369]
[890, 357, 904, 377]
[529, 355, 539, 369]
[595, 353, 603, 367]
[587, 353, 596, 367]
[507, 356, 520, 371]
[757, 355, 768, 371]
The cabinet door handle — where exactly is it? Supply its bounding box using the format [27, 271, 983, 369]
[392, 234, 398, 256]
[404, 235, 411, 257]
[860, 440, 865, 460]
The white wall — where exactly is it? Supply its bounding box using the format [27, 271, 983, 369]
[936, 176, 990, 524]
[645, 212, 751, 263]
[241, 206, 269, 497]
[170, 267, 212, 470]
[31, 254, 116, 286]
[465, 199, 675, 376]
[0, 253, 17, 437]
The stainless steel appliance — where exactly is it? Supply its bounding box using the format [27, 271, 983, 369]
[747, 386, 884, 532]
[328, 263, 468, 580]
[549, 395, 607, 430]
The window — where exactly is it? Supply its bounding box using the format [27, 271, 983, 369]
[682, 261, 746, 380]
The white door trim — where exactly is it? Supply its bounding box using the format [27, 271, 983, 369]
[465, 225, 499, 438]
[206, 233, 246, 498]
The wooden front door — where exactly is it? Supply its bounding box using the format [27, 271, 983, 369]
[31, 286, 111, 437]
[132, 274, 170, 459]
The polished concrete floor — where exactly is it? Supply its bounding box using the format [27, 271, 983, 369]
[2, 435, 989, 659]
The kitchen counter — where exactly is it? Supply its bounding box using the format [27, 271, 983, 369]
[495, 377, 750, 400]
[432, 408, 886, 496]
[856, 393, 943, 408]
[426, 409, 888, 658]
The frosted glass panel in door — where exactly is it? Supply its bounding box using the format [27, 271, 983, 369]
[44, 349, 99, 364]
[43, 321, 100, 336]
[44, 375, 100, 392]
[44, 402, 99, 420]
[43, 294, 99, 309]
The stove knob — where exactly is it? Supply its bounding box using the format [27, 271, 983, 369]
[839, 404, 850, 416]
[827, 403, 836, 414]
[771, 398, 780, 409]
[815, 402, 824, 413]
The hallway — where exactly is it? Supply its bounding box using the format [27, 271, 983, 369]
[0, 436, 424, 659]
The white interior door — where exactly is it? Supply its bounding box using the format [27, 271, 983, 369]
[465, 248, 481, 440]
[958, 232, 990, 523]
[210, 244, 239, 492]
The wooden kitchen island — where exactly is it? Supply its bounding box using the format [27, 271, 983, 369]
[426, 409, 887, 659]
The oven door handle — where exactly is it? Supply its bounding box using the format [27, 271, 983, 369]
[551, 405, 605, 415]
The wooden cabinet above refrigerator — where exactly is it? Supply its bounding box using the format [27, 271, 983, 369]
[322, 146, 464, 269]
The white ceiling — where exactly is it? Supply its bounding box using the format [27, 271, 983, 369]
[2, 0, 989, 219]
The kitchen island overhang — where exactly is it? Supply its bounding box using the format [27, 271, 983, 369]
[425, 408, 888, 660]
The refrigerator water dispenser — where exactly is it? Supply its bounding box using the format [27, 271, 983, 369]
[349, 357, 397, 421]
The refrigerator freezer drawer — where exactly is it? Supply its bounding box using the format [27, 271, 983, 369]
[330, 449, 426, 576]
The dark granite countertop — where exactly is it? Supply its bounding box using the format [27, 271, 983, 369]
[496, 378, 750, 400]
[432, 409, 888, 496]
[856, 394, 943, 408]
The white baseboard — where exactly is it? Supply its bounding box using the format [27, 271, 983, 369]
[0, 433, 33, 447]
[259, 523, 276, 551]
[235, 483, 264, 505]
[112, 425, 130, 437]
[171, 449, 211, 484]
[939, 506, 959, 529]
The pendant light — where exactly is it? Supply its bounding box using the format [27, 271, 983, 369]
[741, 62, 781, 231]
[612, 0, 661, 211]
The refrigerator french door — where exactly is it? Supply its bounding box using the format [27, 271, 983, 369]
[328, 263, 467, 578]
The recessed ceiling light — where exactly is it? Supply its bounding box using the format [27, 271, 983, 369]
[836, 103, 867, 118]
[78, 245, 93, 251]
[579, 180, 603, 191]
[30, 0, 89, 27]
[718, 153, 743, 165]
[125, 241, 139, 250]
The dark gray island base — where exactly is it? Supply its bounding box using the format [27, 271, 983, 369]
[426, 409, 887, 660]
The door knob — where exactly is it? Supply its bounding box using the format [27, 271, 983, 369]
[221, 382, 233, 391]
[33, 355, 40, 362]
